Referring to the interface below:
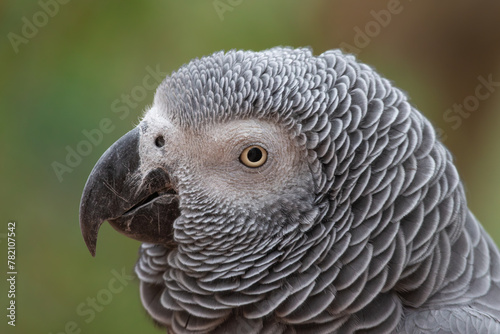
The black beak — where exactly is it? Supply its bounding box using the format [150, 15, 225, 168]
[79, 127, 179, 256]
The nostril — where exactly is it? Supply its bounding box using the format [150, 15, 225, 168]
[155, 136, 165, 148]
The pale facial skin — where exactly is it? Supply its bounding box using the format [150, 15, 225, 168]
[140, 106, 311, 213]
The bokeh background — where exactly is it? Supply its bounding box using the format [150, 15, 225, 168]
[1, 1, 500, 333]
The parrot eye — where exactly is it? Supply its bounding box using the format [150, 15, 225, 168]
[240, 145, 267, 168]
[155, 136, 165, 148]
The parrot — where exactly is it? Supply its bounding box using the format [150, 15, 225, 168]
[79, 47, 500, 333]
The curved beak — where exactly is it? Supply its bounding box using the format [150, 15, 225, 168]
[79, 127, 179, 256]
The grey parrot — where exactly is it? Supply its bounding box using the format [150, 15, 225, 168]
[79, 47, 500, 333]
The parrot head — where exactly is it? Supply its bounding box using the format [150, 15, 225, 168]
[80, 48, 327, 262]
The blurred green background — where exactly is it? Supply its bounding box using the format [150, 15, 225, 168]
[1, 1, 500, 333]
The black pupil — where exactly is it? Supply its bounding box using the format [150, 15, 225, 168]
[247, 147, 262, 162]
[155, 136, 165, 147]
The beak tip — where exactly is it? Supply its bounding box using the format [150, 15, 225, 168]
[80, 217, 100, 257]
[86, 240, 97, 257]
